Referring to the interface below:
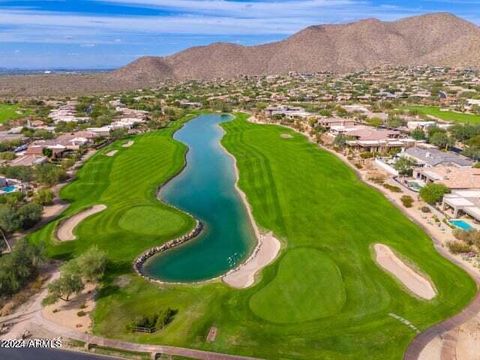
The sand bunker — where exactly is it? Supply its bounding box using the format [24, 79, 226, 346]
[122, 140, 134, 148]
[222, 232, 281, 288]
[280, 134, 293, 139]
[106, 150, 118, 157]
[374, 244, 436, 300]
[56, 205, 107, 241]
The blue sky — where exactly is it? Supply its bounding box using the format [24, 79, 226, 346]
[1, 0, 479, 69]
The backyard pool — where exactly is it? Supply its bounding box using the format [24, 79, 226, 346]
[407, 181, 424, 192]
[450, 219, 474, 231]
[1, 185, 16, 193]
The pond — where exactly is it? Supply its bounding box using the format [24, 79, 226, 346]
[142, 114, 256, 282]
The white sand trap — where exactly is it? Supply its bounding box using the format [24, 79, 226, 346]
[122, 140, 134, 148]
[106, 150, 118, 157]
[223, 232, 281, 288]
[57, 205, 107, 241]
[374, 244, 436, 300]
[280, 134, 293, 139]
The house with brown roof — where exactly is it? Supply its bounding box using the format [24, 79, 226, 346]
[414, 166, 480, 190]
[343, 127, 417, 152]
[25, 140, 66, 158]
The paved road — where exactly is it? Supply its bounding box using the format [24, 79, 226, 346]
[0, 348, 117, 360]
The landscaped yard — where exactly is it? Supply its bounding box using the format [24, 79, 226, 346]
[29, 113, 476, 359]
[0, 104, 23, 124]
[405, 105, 480, 124]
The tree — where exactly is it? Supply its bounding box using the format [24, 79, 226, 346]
[463, 146, 480, 161]
[0, 204, 21, 232]
[394, 157, 416, 176]
[0, 239, 43, 296]
[429, 132, 453, 150]
[450, 124, 479, 142]
[333, 134, 350, 148]
[110, 128, 127, 140]
[17, 203, 43, 229]
[366, 117, 383, 128]
[410, 128, 426, 141]
[427, 126, 446, 139]
[44, 272, 84, 304]
[386, 116, 405, 129]
[34, 188, 54, 206]
[0, 166, 34, 182]
[35, 163, 67, 186]
[419, 183, 450, 205]
[42, 148, 53, 158]
[76, 246, 107, 282]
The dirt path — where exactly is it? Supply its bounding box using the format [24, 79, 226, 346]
[374, 244, 436, 300]
[0, 271, 259, 360]
[56, 205, 107, 241]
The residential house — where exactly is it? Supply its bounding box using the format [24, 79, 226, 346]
[442, 190, 480, 222]
[413, 166, 480, 190]
[343, 127, 416, 152]
[11, 155, 47, 167]
[317, 118, 356, 129]
[402, 147, 474, 168]
[265, 105, 312, 119]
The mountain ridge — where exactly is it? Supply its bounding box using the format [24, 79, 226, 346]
[1, 12, 480, 96]
[112, 12, 480, 82]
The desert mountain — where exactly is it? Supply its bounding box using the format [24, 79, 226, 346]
[113, 13, 480, 82]
[1, 13, 480, 96]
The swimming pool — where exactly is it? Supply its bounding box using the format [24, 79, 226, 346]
[1, 185, 16, 193]
[407, 181, 424, 192]
[450, 219, 474, 231]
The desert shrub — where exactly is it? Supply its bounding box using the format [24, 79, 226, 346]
[453, 229, 480, 247]
[383, 183, 402, 193]
[360, 152, 375, 159]
[369, 175, 386, 185]
[447, 241, 472, 254]
[77, 311, 87, 317]
[420, 206, 431, 213]
[400, 195, 414, 208]
[127, 308, 178, 333]
[354, 163, 363, 169]
[0, 152, 16, 160]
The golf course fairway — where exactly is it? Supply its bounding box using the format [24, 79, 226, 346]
[29, 113, 477, 359]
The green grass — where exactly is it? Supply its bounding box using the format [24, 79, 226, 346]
[404, 105, 480, 124]
[118, 205, 189, 236]
[29, 113, 477, 359]
[0, 104, 23, 124]
[249, 248, 346, 323]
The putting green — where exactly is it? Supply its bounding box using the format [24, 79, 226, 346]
[118, 206, 189, 236]
[250, 248, 346, 323]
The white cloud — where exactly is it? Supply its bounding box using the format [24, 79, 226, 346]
[0, 1, 477, 46]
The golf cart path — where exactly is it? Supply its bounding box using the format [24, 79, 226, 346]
[0, 270, 259, 360]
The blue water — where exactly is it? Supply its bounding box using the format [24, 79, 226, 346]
[143, 114, 256, 282]
[450, 220, 474, 231]
[2, 185, 16, 193]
